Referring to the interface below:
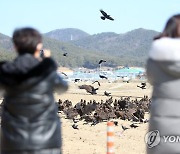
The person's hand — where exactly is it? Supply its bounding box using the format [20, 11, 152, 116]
[43, 49, 51, 57]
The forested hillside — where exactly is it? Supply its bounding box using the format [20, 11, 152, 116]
[0, 28, 159, 68]
[72, 28, 159, 58]
[44, 28, 90, 42]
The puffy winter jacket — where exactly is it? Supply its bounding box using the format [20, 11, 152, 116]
[0, 53, 68, 152]
[146, 37, 180, 154]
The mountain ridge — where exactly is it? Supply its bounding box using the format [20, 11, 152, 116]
[0, 28, 160, 68]
[44, 28, 90, 42]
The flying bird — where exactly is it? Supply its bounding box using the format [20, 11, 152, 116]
[92, 81, 101, 86]
[99, 75, 108, 80]
[63, 53, 68, 57]
[99, 60, 106, 65]
[100, 9, 114, 21]
[61, 72, 67, 76]
[117, 75, 122, 78]
[74, 79, 81, 83]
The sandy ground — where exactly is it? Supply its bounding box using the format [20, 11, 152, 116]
[54, 80, 152, 154]
[0, 80, 152, 154]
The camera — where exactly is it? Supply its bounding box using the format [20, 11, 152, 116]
[40, 50, 44, 58]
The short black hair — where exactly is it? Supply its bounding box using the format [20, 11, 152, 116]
[12, 27, 42, 54]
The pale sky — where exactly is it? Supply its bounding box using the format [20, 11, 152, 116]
[0, 0, 180, 36]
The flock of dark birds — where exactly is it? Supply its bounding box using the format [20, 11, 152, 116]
[60, 44, 148, 131]
[60, 64, 148, 131]
[56, 96, 150, 130]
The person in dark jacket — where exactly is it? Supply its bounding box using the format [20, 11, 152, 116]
[146, 14, 180, 154]
[0, 28, 68, 154]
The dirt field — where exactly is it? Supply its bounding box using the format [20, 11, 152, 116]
[0, 80, 152, 154]
[54, 80, 152, 154]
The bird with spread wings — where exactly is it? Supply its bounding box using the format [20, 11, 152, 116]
[100, 9, 114, 21]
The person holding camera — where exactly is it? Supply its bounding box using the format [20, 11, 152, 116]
[0, 27, 68, 154]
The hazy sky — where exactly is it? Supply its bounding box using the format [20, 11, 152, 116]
[1, 0, 180, 36]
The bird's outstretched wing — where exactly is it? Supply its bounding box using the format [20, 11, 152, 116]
[78, 85, 93, 93]
[99, 75, 108, 79]
[92, 81, 101, 86]
[100, 9, 108, 17]
[107, 16, 114, 21]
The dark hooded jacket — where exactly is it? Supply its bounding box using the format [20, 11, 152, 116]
[0, 53, 68, 152]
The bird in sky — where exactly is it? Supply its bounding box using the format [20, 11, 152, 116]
[74, 78, 81, 83]
[99, 75, 108, 80]
[98, 59, 106, 65]
[63, 53, 68, 57]
[61, 72, 67, 76]
[100, 9, 114, 21]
